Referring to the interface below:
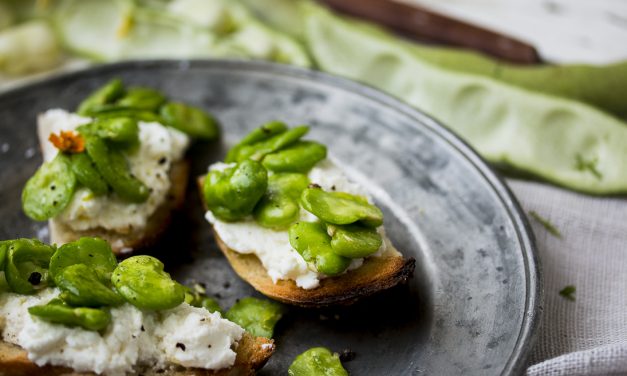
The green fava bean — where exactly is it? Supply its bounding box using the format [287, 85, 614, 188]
[0, 241, 8, 271]
[225, 297, 283, 338]
[235, 125, 309, 162]
[4, 239, 55, 294]
[49, 237, 117, 283]
[56, 264, 124, 307]
[203, 160, 268, 221]
[87, 107, 163, 123]
[22, 154, 77, 221]
[29, 298, 111, 331]
[288, 221, 351, 276]
[327, 224, 382, 258]
[225, 121, 288, 163]
[77, 78, 125, 116]
[254, 173, 309, 228]
[92, 117, 139, 144]
[300, 188, 383, 227]
[116, 87, 166, 111]
[112, 256, 185, 310]
[160, 102, 220, 140]
[70, 152, 109, 196]
[288, 347, 348, 376]
[262, 141, 327, 173]
[85, 136, 149, 203]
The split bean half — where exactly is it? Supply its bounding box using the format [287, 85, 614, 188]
[3, 238, 55, 294]
[160, 102, 220, 140]
[288, 221, 350, 276]
[262, 141, 327, 173]
[77, 78, 125, 116]
[49, 237, 117, 284]
[225, 121, 288, 163]
[254, 173, 309, 229]
[288, 347, 348, 376]
[22, 154, 76, 221]
[111, 255, 185, 311]
[300, 187, 383, 228]
[203, 160, 268, 221]
[70, 152, 109, 196]
[56, 264, 124, 307]
[225, 297, 283, 338]
[29, 298, 111, 331]
[327, 224, 382, 258]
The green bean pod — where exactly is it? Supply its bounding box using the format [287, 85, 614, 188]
[288, 347, 348, 376]
[29, 298, 111, 331]
[304, 4, 627, 195]
[225, 297, 283, 338]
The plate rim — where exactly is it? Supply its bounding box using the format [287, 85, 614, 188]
[0, 59, 543, 375]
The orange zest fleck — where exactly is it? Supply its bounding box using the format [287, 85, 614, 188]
[49, 131, 85, 153]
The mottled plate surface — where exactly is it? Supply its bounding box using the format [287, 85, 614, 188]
[0, 60, 541, 375]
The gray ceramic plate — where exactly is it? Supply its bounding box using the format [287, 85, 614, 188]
[0, 60, 541, 375]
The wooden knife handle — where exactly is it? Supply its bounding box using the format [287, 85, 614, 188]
[320, 0, 541, 64]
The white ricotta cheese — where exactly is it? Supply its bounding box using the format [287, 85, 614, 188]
[0, 289, 245, 375]
[205, 158, 398, 289]
[37, 109, 190, 234]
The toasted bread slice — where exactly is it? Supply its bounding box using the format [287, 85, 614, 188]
[49, 161, 189, 255]
[198, 177, 415, 308]
[0, 332, 274, 376]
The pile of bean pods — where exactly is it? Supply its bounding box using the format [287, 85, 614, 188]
[203, 123, 385, 276]
[21, 79, 220, 222]
[0, 237, 283, 337]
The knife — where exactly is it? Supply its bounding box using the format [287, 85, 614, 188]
[319, 0, 542, 64]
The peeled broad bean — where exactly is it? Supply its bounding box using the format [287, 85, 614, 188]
[184, 285, 223, 314]
[304, 5, 627, 195]
[4, 239, 55, 294]
[225, 297, 283, 338]
[85, 135, 149, 203]
[70, 152, 109, 196]
[254, 173, 309, 228]
[288, 221, 351, 276]
[112, 256, 185, 310]
[203, 160, 268, 221]
[77, 78, 125, 116]
[29, 298, 111, 331]
[327, 224, 382, 258]
[116, 87, 166, 111]
[262, 141, 327, 173]
[300, 187, 383, 227]
[87, 107, 163, 122]
[159, 102, 220, 140]
[56, 264, 124, 307]
[225, 121, 288, 163]
[288, 347, 348, 376]
[22, 154, 77, 221]
[90, 117, 139, 145]
[49, 237, 117, 284]
[233, 125, 309, 162]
